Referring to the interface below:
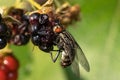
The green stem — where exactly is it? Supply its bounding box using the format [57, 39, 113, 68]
[54, 0, 62, 8]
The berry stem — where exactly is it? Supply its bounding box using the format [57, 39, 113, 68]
[42, 0, 53, 7]
[28, 0, 42, 10]
[0, 44, 12, 55]
[54, 0, 61, 8]
[54, 0, 69, 8]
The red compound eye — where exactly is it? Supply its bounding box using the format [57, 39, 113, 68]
[53, 26, 63, 33]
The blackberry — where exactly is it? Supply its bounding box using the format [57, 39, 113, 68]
[30, 24, 40, 33]
[38, 43, 53, 52]
[0, 37, 7, 49]
[29, 13, 40, 25]
[13, 34, 30, 45]
[0, 14, 2, 22]
[31, 34, 41, 45]
[20, 34, 30, 45]
[39, 14, 49, 24]
[0, 23, 8, 35]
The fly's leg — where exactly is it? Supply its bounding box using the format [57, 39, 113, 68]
[49, 50, 61, 63]
[50, 35, 64, 62]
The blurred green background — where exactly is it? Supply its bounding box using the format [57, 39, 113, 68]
[0, 0, 120, 80]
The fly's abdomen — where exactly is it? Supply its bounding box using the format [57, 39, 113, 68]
[61, 51, 74, 67]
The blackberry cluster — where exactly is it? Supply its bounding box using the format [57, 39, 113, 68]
[7, 8, 30, 46]
[0, 53, 19, 80]
[29, 13, 56, 52]
[0, 14, 11, 49]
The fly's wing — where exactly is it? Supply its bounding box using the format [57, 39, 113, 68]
[75, 42, 90, 72]
[71, 55, 80, 77]
[62, 30, 90, 72]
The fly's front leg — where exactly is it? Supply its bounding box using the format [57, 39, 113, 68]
[49, 50, 61, 63]
[50, 35, 64, 62]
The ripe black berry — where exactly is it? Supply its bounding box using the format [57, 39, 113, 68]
[20, 34, 30, 45]
[0, 23, 8, 35]
[13, 34, 30, 45]
[29, 13, 40, 25]
[31, 34, 41, 45]
[30, 25, 40, 33]
[22, 14, 29, 23]
[0, 37, 7, 49]
[39, 14, 49, 24]
[0, 14, 2, 22]
[38, 43, 53, 52]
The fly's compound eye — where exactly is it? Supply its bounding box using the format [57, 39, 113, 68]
[39, 14, 49, 24]
[53, 26, 63, 33]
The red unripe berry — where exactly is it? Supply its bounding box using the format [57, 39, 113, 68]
[0, 64, 9, 74]
[8, 71, 18, 80]
[0, 55, 3, 64]
[3, 55, 19, 71]
[0, 68, 8, 80]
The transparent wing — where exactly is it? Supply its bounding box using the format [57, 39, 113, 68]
[75, 43, 90, 72]
[62, 30, 90, 72]
[71, 56, 80, 77]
